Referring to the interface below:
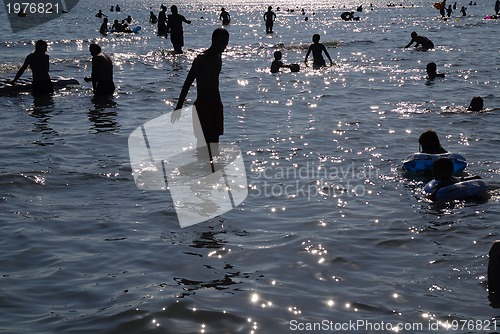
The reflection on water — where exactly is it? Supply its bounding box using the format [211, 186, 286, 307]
[190, 230, 227, 250]
[28, 95, 58, 146]
[87, 97, 119, 133]
[0, 0, 499, 333]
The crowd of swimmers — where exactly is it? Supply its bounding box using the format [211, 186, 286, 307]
[434, 0, 482, 18]
[12, 3, 491, 103]
[7, 0, 498, 309]
[96, 6, 135, 35]
[400, 0, 495, 298]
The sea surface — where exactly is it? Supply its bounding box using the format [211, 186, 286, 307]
[1, 0, 499, 333]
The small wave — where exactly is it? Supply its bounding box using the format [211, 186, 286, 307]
[0, 173, 47, 189]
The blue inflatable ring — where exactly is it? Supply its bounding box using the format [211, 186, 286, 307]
[403, 152, 467, 175]
[424, 179, 488, 202]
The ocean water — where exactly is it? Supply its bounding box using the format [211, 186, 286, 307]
[0, 0, 499, 333]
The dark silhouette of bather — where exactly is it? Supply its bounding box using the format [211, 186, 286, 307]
[404, 31, 434, 51]
[270, 51, 293, 73]
[95, 10, 107, 18]
[158, 5, 167, 36]
[84, 44, 115, 96]
[468, 96, 483, 112]
[219, 8, 231, 25]
[304, 34, 333, 69]
[263, 6, 276, 33]
[172, 28, 230, 148]
[150, 11, 158, 24]
[166, 5, 192, 54]
[418, 130, 447, 154]
[11, 40, 53, 95]
[427, 157, 482, 201]
[426, 62, 445, 79]
[99, 17, 109, 35]
[341, 11, 360, 21]
[489, 241, 500, 308]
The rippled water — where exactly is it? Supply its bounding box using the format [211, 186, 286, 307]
[1, 0, 500, 333]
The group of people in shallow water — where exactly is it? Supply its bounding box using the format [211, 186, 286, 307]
[436, 0, 468, 18]
[400, 30, 485, 110]
[9, 40, 114, 97]
[271, 34, 333, 72]
[8, 2, 498, 305]
[411, 129, 496, 305]
[96, 6, 135, 35]
[155, 5, 192, 54]
[436, 0, 499, 18]
[98, 17, 134, 35]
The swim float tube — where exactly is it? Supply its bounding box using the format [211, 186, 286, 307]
[402, 152, 466, 175]
[424, 178, 488, 202]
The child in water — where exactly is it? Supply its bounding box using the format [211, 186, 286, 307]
[270, 51, 293, 73]
[418, 130, 447, 154]
[304, 34, 333, 69]
[428, 157, 482, 201]
[426, 62, 445, 79]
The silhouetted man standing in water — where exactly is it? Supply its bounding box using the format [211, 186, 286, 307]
[84, 44, 115, 96]
[12, 40, 53, 95]
[263, 6, 276, 33]
[166, 5, 192, 54]
[172, 28, 229, 147]
[158, 5, 167, 36]
[219, 7, 231, 25]
[440, 0, 446, 17]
